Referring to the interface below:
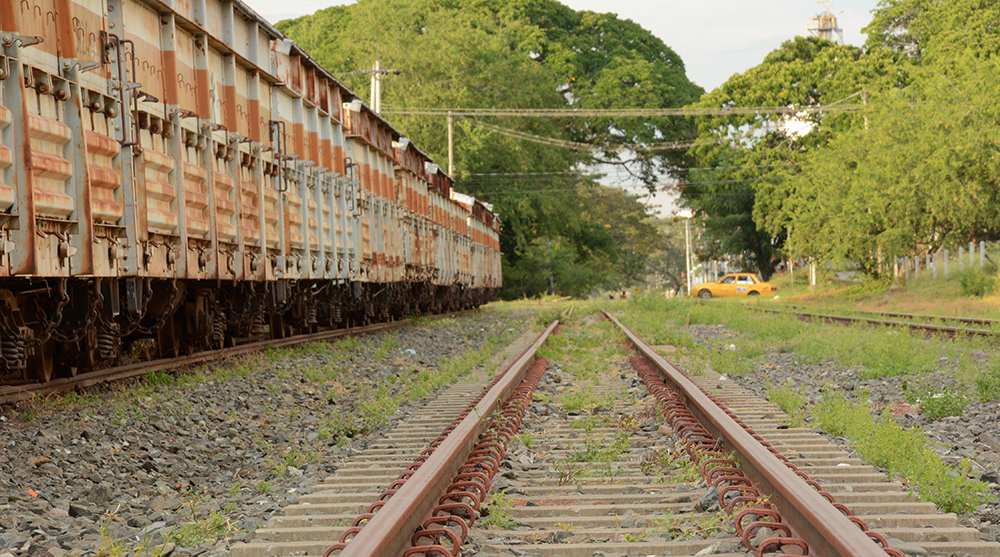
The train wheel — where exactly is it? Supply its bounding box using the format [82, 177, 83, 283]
[29, 339, 55, 383]
[157, 314, 181, 359]
[270, 314, 288, 340]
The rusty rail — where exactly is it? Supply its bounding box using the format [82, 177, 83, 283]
[0, 317, 432, 405]
[604, 311, 887, 557]
[785, 305, 1000, 328]
[333, 320, 559, 557]
[748, 306, 998, 340]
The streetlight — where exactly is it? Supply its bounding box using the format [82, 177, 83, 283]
[677, 209, 694, 296]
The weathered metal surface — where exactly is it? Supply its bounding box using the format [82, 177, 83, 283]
[751, 307, 999, 340]
[334, 320, 559, 557]
[606, 311, 888, 557]
[0, 0, 502, 380]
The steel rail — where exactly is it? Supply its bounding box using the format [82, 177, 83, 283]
[749, 307, 998, 339]
[335, 320, 559, 557]
[604, 311, 887, 557]
[784, 305, 1000, 328]
[0, 318, 439, 405]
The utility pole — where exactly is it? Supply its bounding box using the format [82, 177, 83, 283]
[370, 60, 382, 114]
[447, 111, 454, 176]
[685, 219, 691, 294]
[678, 211, 693, 295]
[340, 61, 401, 115]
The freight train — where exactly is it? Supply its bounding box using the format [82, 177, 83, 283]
[0, 0, 502, 382]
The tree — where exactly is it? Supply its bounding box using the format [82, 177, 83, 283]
[678, 36, 903, 278]
[277, 0, 700, 298]
[775, 57, 1000, 276]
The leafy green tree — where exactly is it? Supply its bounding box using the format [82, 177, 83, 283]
[278, 0, 700, 298]
[778, 57, 1000, 276]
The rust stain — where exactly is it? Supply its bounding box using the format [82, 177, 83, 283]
[292, 122, 304, 158]
[248, 99, 260, 143]
[320, 138, 332, 171]
[1, 0, 18, 32]
[308, 130, 319, 166]
[162, 49, 179, 106]
[195, 68, 210, 118]
[54, 0, 76, 58]
[16, 81, 37, 274]
[333, 145, 344, 174]
[223, 84, 237, 131]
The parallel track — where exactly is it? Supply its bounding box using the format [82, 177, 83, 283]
[749, 306, 1000, 340]
[0, 317, 446, 405]
[229, 312, 1000, 557]
[789, 305, 1000, 328]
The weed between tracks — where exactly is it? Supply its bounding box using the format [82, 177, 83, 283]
[480, 492, 521, 529]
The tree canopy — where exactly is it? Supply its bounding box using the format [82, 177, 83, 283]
[679, 0, 1000, 280]
[277, 0, 702, 297]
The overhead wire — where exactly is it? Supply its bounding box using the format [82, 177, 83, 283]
[382, 103, 864, 118]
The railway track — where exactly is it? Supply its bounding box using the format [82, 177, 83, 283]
[0, 316, 458, 405]
[749, 306, 1000, 340]
[228, 310, 1000, 557]
[785, 306, 1000, 328]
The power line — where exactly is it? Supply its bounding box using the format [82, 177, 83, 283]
[465, 171, 594, 176]
[383, 104, 864, 118]
[469, 121, 704, 152]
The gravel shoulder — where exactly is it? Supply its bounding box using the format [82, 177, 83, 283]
[0, 308, 532, 557]
[682, 322, 1000, 544]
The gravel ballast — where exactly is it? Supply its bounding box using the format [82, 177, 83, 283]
[683, 322, 1000, 544]
[0, 309, 529, 557]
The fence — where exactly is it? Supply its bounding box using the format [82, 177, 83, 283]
[899, 241, 989, 282]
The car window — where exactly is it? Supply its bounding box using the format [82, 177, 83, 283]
[721, 276, 735, 284]
[737, 276, 753, 285]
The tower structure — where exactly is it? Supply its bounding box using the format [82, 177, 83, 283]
[807, 1, 844, 43]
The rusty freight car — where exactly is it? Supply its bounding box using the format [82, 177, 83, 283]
[0, 0, 500, 383]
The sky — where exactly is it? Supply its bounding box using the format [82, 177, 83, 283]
[252, 0, 882, 92]
[248, 0, 883, 215]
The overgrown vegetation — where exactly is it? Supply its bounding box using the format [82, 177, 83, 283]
[814, 391, 987, 514]
[480, 493, 520, 529]
[902, 380, 970, 421]
[958, 267, 997, 298]
[768, 381, 806, 427]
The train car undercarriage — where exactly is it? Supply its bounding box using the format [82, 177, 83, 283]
[0, 278, 497, 384]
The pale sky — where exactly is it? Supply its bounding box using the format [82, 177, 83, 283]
[248, 0, 883, 215]
[251, 0, 882, 92]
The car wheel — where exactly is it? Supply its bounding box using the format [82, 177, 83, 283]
[698, 289, 712, 299]
[748, 291, 760, 297]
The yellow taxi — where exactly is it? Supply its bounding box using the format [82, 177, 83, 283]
[692, 273, 777, 299]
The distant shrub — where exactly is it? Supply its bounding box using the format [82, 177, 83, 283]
[958, 267, 996, 298]
[976, 363, 1000, 401]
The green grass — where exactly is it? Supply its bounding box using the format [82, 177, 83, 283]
[613, 294, 965, 380]
[768, 381, 807, 427]
[813, 391, 987, 514]
[975, 360, 1000, 401]
[560, 385, 614, 412]
[901, 380, 971, 420]
[480, 493, 519, 529]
